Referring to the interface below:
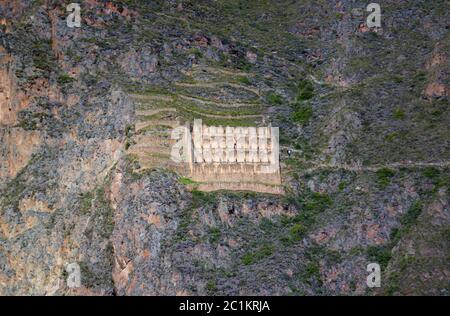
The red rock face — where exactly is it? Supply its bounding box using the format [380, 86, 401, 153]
[193, 34, 209, 47]
[0, 128, 42, 179]
[358, 22, 370, 33]
[424, 44, 449, 98]
[425, 82, 449, 98]
[0, 0, 26, 20]
[86, 0, 138, 18]
[0, 43, 65, 127]
[0, 46, 19, 125]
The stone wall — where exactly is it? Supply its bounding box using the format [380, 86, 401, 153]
[176, 119, 282, 194]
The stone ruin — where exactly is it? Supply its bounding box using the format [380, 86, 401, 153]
[171, 119, 282, 194]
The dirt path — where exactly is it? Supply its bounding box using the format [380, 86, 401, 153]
[175, 82, 261, 96]
[130, 94, 174, 102]
[135, 120, 179, 131]
[190, 65, 254, 77]
[155, 12, 191, 31]
[301, 161, 450, 173]
[136, 108, 177, 116]
[182, 107, 263, 119]
[178, 94, 260, 108]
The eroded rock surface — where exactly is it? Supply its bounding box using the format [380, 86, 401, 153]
[0, 0, 448, 296]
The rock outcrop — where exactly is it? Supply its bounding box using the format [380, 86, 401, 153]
[0, 0, 448, 296]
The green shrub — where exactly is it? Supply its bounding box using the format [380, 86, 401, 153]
[57, 73, 75, 85]
[303, 192, 333, 213]
[389, 227, 401, 244]
[385, 272, 400, 295]
[79, 191, 94, 215]
[296, 79, 314, 101]
[390, 201, 423, 249]
[238, 76, 251, 85]
[291, 79, 314, 124]
[189, 47, 203, 58]
[192, 189, 216, 206]
[291, 192, 333, 227]
[393, 108, 405, 119]
[304, 261, 320, 278]
[259, 218, 276, 233]
[376, 168, 395, 187]
[179, 177, 196, 185]
[423, 167, 440, 180]
[241, 253, 254, 265]
[366, 245, 392, 269]
[242, 243, 275, 265]
[206, 280, 217, 293]
[338, 181, 346, 191]
[292, 105, 313, 124]
[32, 41, 56, 73]
[208, 227, 221, 243]
[392, 75, 403, 83]
[422, 167, 447, 188]
[414, 71, 427, 82]
[349, 57, 374, 73]
[267, 92, 283, 105]
[385, 132, 399, 142]
[290, 223, 306, 241]
[400, 201, 422, 227]
[298, 260, 322, 285]
[326, 250, 343, 265]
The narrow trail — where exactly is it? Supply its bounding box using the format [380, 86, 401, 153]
[130, 94, 174, 102]
[174, 81, 261, 96]
[178, 94, 260, 108]
[136, 105, 261, 120]
[130, 93, 260, 108]
[154, 12, 191, 31]
[189, 65, 255, 77]
[136, 108, 177, 116]
[182, 107, 263, 119]
[135, 120, 179, 131]
[300, 161, 450, 173]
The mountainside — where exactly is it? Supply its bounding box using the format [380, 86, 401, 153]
[0, 0, 448, 295]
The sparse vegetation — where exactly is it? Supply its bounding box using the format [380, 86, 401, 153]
[79, 191, 94, 215]
[291, 79, 314, 124]
[266, 92, 283, 105]
[390, 201, 424, 245]
[57, 73, 76, 86]
[292, 104, 313, 124]
[385, 132, 400, 142]
[192, 189, 217, 207]
[206, 280, 217, 293]
[376, 168, 395, 187]
[237, 76, 251, 85]
[179, 177, 197, 185]
[242, 243, 275, 265]
[2, 0, 448, 297]
[422, 167, 447, 188]
[259, 218, 276, 233]
[208, 227, 221, 244]
[31, 39, 56, 75]
[289, 223, 306, 241]
[296, 79, 314, 101]
[366, 245, 392, 269]
[393, 108, 405, 119]
[189, 47, 203, 59]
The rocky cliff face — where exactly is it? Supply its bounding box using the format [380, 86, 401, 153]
[0, 0, 448, 295]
